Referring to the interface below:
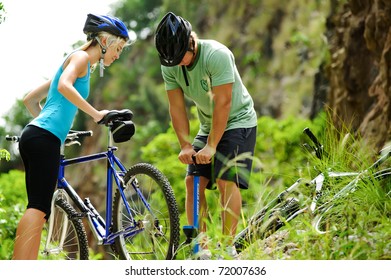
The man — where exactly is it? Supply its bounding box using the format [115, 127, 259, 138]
[155, 12, 257, 259]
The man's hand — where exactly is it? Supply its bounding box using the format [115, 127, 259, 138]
[178, 144, 196, 165]
[194, 144, 216, 164]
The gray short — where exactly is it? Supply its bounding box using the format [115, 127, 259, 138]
[187, 126, 257, 190]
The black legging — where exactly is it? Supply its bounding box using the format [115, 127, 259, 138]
[19, 125, 61, 220]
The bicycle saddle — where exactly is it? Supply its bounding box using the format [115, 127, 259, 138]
[98, 109, 133, 125]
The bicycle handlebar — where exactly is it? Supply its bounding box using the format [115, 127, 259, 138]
[303, 127, 321, 148]
[5, 130, 93, 145]
[4, 109, 132, 144]
[303, 127, 324, 159]
[68, 130, 93, 138]
[5, 135, 20, 143]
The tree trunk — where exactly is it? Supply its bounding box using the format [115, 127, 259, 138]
[327, 0, 391, 149]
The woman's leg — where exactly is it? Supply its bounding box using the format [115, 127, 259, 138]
[12, 208, 46, 260]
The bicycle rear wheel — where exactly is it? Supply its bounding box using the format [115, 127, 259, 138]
[39, 198, 89, 260]
[111, 163, 180, 260]
[234, 197, 300, 252]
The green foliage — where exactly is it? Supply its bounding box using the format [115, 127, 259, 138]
[0, 99, 32, 172]
[2, 99, 31, 134]
[0, 170, 26, 259]
[0, 2, 5, 23]
[0, 149, 10, 161]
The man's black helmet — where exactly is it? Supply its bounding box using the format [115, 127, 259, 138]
[83, 13, 129, 41]
[155, 12, 192, 66]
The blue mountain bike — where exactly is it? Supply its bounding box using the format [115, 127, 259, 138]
[7, 110, 180, 260]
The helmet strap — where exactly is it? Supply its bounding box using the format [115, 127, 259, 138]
[181, 66, 189, 87]
[99, 51, 106, 77]
[182, 37, 196, 86]
[95, 37, 107, 77]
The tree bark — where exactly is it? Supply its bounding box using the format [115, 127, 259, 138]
[327, 0, 391, 149]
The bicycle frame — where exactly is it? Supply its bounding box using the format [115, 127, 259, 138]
[46, 130, 153, 247]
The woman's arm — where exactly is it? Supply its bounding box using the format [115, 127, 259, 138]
[23, 79, 51, 118]
[58, 51, 106, 122]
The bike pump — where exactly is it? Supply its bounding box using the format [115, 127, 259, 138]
[183, 158, 200, 255]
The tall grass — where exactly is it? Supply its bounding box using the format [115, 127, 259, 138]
[237, 120, 391, 260]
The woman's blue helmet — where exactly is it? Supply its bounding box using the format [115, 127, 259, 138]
[83, 13, 129, 41]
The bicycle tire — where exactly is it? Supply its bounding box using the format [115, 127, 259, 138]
[111, 163, 180, 260]
[234, 197, 300, 252]
[39, 198, 89, 260]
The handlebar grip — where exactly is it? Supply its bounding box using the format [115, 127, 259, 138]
[78, 130, 93, 137]
[191, 155, 201, 176]
[5, 135, 20, 143]
[68, 130, 93, 137]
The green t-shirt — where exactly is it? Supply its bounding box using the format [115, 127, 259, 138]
[161, 39, 257, 135]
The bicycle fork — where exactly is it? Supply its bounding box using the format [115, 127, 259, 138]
[43, 190, 71, 255]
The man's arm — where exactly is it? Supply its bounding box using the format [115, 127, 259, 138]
[167, 88, 194, 164]
[196, 83, 232, 164]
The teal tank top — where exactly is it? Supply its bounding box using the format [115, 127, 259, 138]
[30, 52, 90, 143]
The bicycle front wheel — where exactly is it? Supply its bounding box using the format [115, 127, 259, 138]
[39, 198, 89, 260]
[111, 163, 180, 260]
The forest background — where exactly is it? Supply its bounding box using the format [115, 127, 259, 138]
[1, 0, 391, 260]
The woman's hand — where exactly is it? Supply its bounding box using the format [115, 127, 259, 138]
[94, 109, 110, 123]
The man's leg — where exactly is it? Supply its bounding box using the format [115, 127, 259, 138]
[217, 179, 242, 243]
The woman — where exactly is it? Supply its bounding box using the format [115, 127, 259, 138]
[155, 12, 257, 259]
[13, 13, 131, 259]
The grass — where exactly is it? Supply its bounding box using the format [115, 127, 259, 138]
[231, 125, 391, 260]
[173, 121, 391, 260]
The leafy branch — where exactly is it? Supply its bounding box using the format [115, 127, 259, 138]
[0, 149, 10, 161]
